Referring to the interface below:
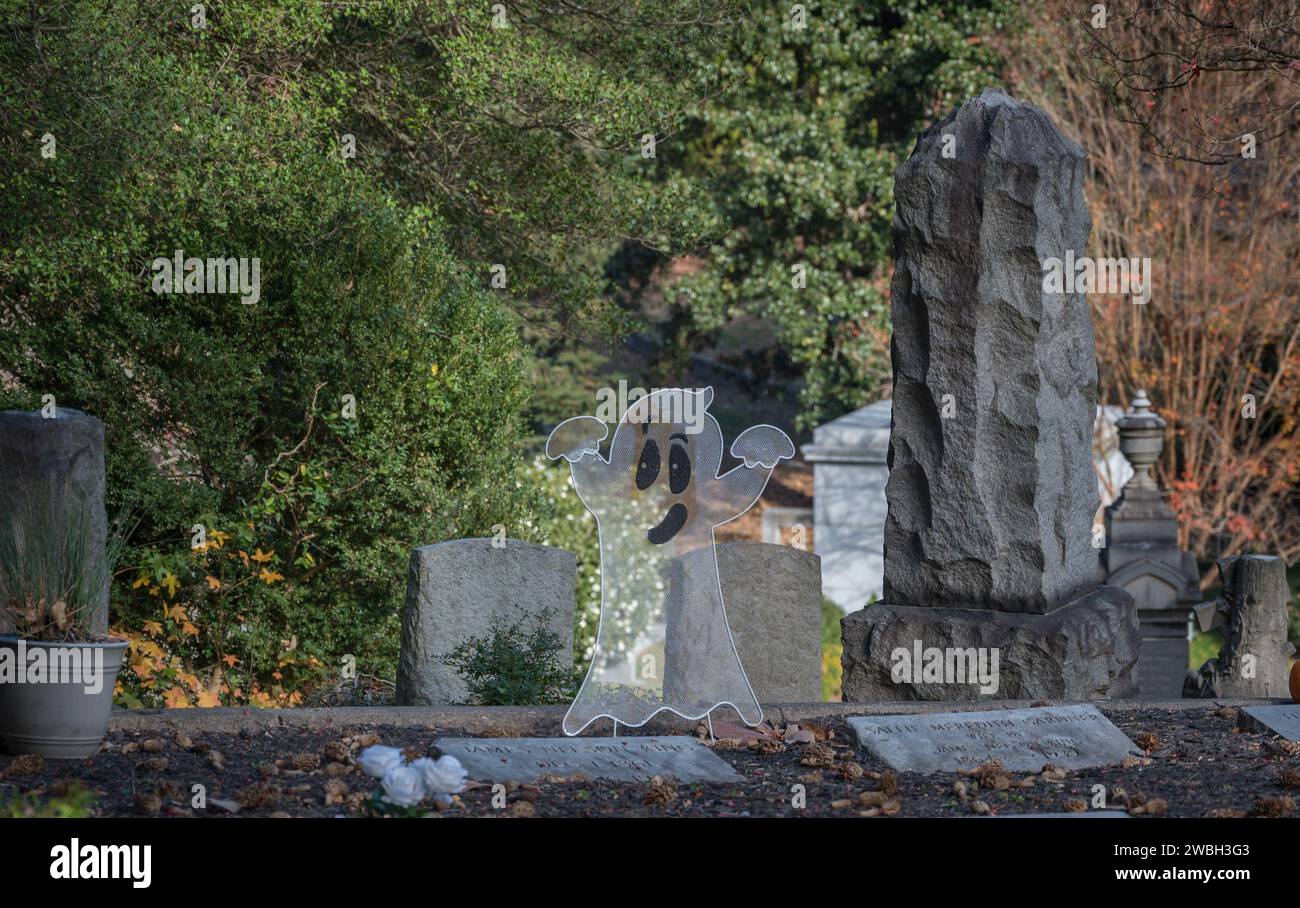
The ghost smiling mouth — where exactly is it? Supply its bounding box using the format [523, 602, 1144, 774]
[646, 503, 688, 545]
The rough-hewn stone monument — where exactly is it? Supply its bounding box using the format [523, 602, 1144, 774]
[841, 90, 1140, 701]
[1185, 554, 1294, 699]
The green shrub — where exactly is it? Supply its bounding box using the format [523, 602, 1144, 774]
[0, 4, 540, 704]
[529, 458, 601, 668]
[444, 610, 582, 706]
[97, 200, 540, 706]
[1188, 631, 1225, 671]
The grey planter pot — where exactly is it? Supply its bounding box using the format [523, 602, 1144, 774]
[0, 635, 127, 759]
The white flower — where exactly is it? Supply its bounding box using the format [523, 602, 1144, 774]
[380, 764, 426, 808]
[357, 745, 405, 779]
[411, 755, 468, 794]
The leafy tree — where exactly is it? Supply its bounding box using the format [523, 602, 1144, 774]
[0, 1, 568, 698]
[0, 0, 1016, 704]
[648, 0, 1011, 429]
[1074, 0, 1300, 166]
[1005, 0, 1300, 573]
[0, 0, 745, 701]
[297, 0, 743, 424]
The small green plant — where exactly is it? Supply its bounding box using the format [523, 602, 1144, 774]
[821, 597, 844, 701]
[444, 610, 581, 706]
[1189, 630, 1226, 669]
[0, 781, 95, 818]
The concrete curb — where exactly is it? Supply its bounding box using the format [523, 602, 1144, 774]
[107, 698, 1285, 738]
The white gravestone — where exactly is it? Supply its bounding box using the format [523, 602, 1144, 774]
[803, 399, 891, 613]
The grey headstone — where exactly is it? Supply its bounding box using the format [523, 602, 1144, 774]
[847, 704, 1141, 774]
[715, 541, 822, 702]
[1186, 555, 1294, 699]
[1237, 704, 1300, 740]
[660, 542, 821, 707]
[436, 735, 743, 783]
[394, 538, 576, 705]
[885, 89, 1100, 614]
[0, 409, 109, 636]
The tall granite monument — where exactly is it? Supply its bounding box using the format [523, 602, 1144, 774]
[841, 90, 1140, 701]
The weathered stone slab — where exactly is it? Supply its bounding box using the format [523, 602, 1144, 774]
[714, 541, 822, 703]
[1186, 555, 1294, 699]
[660, 542, 821, 710]
[995, 811, 1129, 818]
[395, 538, 575, 706]
[1237, 704, 1300, 740]
[847, 704, 1141, 774]
[435, 735, 743, 783]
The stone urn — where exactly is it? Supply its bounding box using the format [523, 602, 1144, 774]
[1114, 389, 1165, 491]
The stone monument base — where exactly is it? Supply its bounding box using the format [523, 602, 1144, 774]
[841, 586, 1140, 702]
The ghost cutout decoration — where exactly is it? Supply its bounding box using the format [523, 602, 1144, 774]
[546, 387, 795, 735]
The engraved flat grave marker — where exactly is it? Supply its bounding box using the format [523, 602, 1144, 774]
[436, 735, 743, 784]
[994, 811, 1129, 818]
[847, 705, 1141, 774]
[1237, 704, 1300, 740]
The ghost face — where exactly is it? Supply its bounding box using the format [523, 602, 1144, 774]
[634, 422, 694, 545]
[612, 392, 722, 546]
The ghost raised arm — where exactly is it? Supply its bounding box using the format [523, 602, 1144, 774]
[705, 424, 795, 521]
[545, 415, 617, 504]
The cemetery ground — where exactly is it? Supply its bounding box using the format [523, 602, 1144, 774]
[4, 701, 1298, 819]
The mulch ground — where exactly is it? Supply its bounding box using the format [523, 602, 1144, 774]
[2, 704, 1297, 818]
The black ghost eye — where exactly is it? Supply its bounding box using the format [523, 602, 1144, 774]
[669, 442, 691, 494]
[635, 439, 660, 490]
